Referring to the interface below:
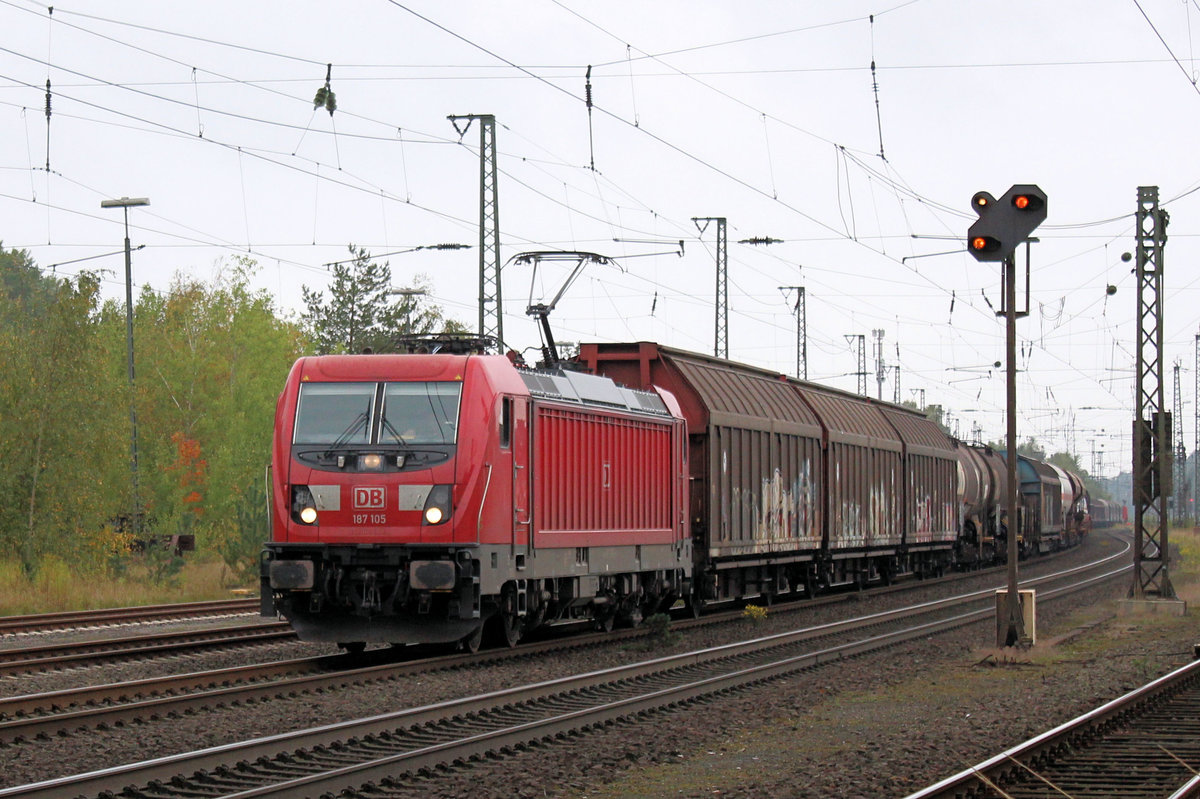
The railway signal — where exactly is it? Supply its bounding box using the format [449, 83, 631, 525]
[967, 182, 1050, 648]
[967, 185, 1048, 262]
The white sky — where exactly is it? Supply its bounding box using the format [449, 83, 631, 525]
[3, 0, 1200, 478]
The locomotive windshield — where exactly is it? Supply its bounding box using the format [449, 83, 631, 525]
[293, 383, 375, 445]
[381, 382, 461, 445]
[293, 381, 462, 446]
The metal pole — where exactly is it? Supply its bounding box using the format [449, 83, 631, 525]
[1001, 252, 1024, 646]
[873, 328, 885, 399]
[121, 207, 141, 539]
[780, 286, 806, 380]
[102, 197, 149, 540]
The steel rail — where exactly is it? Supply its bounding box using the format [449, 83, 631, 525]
[0, 623, 293, 676]
[904, 656, 1200, 799]
[1169, 773, 1200, 799]
[0, 546, 1130, 798]
[0, 599, 259, 636]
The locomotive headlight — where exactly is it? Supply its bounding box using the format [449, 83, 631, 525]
[291, 485, 319, 526]
[422, 484, 452, 526]
[358, 453, 384, 471]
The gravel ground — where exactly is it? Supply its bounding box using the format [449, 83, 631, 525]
[3, 531, 1194, 798]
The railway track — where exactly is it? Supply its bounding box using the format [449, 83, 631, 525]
[0, 541, 1130, 798]
[0, 598, 260, 637]
[0, 543, 1069, 681]
[0, 622, 294, 677]
[904, 655, 1200, 799]
[0, 547, 1087, 743]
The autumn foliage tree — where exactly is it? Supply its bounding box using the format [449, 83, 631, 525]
[0, 249, 301, 583]
[127, 258, 301, 579]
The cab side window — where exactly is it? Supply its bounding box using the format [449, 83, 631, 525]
[500, 397, 513, 449]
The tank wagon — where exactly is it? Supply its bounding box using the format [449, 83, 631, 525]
[260, 351, 689, 652]
[578, 342, 959, 604]
[954, 443, 1094, 559]
[954, 442, 1009, 564]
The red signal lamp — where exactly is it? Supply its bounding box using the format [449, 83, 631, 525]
[971, 236, 1001, 254]
[1012, 193, 1044, 212]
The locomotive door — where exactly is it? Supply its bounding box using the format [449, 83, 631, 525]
[511, 398, 532, 553]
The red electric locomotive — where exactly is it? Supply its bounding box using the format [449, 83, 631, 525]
[260, 348, 689, 652]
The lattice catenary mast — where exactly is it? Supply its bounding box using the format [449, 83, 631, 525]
[448, 114, 503, 348]
[1131, 185, 1174, 600]
[692, 217, 728, 358]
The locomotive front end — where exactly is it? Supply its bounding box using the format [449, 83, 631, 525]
[261, 354, 486, 647]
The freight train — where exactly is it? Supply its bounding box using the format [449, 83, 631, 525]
[260, 340, 1095, 652]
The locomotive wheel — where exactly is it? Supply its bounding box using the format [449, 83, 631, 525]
[460, 623, 483, 654]
[488, 585, 522, 648]
[338, 641, 366, 656]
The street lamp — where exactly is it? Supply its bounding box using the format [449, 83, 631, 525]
[100, 196, 150, 539]
[388, 288, 427, 334]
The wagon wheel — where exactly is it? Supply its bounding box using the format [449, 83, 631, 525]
[596, 611, 616, 632]
[338, 641, 366, 656]
[459, 623, 484, 653]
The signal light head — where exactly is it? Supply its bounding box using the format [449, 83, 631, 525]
[971, 236, 1001, 254]
[1012, 193, 1044, 212]
[971, 191, 997, 216]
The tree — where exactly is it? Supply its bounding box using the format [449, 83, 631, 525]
[300, 245, 466, 354]
[126, 258, 302, 580]
[1016, 438, 1047, 460]
[300, 245, 391, 354]
[984, 436, 1047, 461]
[1049, 451, 1110, 501]
[901, 400, 952, 436]
[0, 247, 127, 573]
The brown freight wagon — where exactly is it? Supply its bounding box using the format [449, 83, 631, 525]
[579, 342, 960, 606]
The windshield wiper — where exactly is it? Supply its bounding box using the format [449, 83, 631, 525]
[323, 410, 369, 456]
[380, 416, 415, 451]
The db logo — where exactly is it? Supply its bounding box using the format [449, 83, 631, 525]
[353, 487, 385, 510]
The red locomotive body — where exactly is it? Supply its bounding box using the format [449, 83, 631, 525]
[261, 353, 689, 650]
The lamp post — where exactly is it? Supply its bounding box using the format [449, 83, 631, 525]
[388, 288, 427, 336]
[100, 196, 150, 539]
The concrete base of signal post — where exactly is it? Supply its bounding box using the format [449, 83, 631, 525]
[1117, 598, 1188, 617]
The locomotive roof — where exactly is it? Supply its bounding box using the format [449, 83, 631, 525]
[518, 367, 672, 417]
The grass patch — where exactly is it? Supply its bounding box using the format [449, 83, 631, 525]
[0, 552, 254, 615]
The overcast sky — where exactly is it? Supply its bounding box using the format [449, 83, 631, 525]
[4, 0, 1200, 478]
